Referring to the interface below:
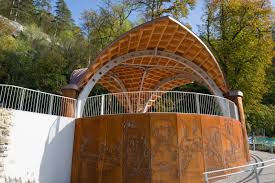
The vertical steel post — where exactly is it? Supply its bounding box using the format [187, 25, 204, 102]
[35, 92, 40, 112]
[204, 173, 209, 183]
[101, 95, 105, 115]
[19, 89, 25, 110]
[195, 94, 200, 114]
[253, 165, 260, 183]
[253, 132, 256, 151]
[48, 95, 54, 115]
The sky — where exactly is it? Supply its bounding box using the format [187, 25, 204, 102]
[56, 0, 275, 34]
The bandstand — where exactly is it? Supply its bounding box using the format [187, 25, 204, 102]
[62, 16, 249, 183]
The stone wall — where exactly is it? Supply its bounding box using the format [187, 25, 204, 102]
[0, 108, 12, 183]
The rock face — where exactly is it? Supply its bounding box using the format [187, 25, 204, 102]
[0, 15, 24, 36]
[0, 108, 12, 183]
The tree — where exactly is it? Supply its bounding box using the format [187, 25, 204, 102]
[57, 28, 89, 81]
[247, 104, 275, 136]
[262, 26, 275, 105]
[173, 82, 210, 94]
[34, 0, 53, 32]
[81, 1, 133, 63]
[0, 0, 36, 22]
[54, 0, 73, 35]
[16, 0, 36, 23]
[127, 0, 196, 21]
[200, 0, 273, 110]
[263, 60, 275, 105]
[0, 0, 13, 18]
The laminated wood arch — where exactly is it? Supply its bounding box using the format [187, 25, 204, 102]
[70, 16, 228, 117]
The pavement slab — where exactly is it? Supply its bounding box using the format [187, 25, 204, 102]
[211, 151, 275, 183]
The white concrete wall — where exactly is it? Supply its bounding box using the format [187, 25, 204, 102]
[4, 110, 75, 183]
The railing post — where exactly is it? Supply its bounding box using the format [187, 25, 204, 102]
[204, 173, 209, 183]
[253, 165, 260, 183]
[253, 132, 256, 151]
[227, 100, 230, 117]
[19, 89, 26, 110]
[101, 95, 105, 115]
[195, 94, 200, 114]
[35, 92, 40, 112]
[48, 95, 54, 115]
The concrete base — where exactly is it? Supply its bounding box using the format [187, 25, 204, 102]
[71, 113, 248, 183]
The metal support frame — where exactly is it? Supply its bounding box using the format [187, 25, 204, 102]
[253, 165, 260, 183]
[153, 73, 207, 91]
[137, 68, 148, 112]
[143, 73, 205, 112]
[203, 158, 275, 183]
[76, 50, 224, 117]
[108, 71, 133, 113]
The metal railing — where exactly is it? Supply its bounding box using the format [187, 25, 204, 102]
[203, 158, 275, 183]
[249, 137, 275, 153]
[0, 84, 76, 117]
[82, 91, 239, 120]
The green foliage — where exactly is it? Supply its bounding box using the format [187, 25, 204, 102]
[0, 28, 66, 92]
[0, 0, 89, 93]
[34, 0, 53, 32]
[81, 1, 134, 62]
[127, 0, 196, 20]
[247, 104, 275, 137]
[0, 0, 13, 18]
[263, 60, 275, 105]
[17, 0, 37, 23]
[54, 0, 73, 35]
[173, 82, 211, 94]
[201, 0, 273, 109]
[201, 0, 274, 133]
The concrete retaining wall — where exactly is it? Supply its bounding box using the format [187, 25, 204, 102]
[1, 109, 75, 183]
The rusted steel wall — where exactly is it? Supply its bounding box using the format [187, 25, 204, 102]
[71, 114, 248, 183]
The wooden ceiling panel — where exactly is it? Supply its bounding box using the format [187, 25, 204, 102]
[73, 16, 228, 95]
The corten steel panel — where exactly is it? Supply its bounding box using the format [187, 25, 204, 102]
[177, 114, 204, 183]
[201, 115, 226, 173]
[150, 114, 179, 183]
[220, 118, 246, 168]
[99, 115, 123, 183]
[71, 115, 124, 183]
[122, 114, 151, 183]
[71, 114, 248, 183]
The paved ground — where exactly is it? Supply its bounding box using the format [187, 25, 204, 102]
[213, 151, 275, 183]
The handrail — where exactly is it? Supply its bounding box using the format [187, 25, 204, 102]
[0, 84, 76, 117]
[0, 84, 73, 99]
[83, 91, 239, 120]
[0, 84, 239, 119]
[203, 158, 275, 183]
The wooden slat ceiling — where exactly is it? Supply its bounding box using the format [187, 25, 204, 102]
[72, 16, 228, 95]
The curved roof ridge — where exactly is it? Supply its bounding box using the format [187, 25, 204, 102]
[76, 16, 229, 95]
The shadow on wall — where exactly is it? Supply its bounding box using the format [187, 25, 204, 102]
[39, 117, 75, 183]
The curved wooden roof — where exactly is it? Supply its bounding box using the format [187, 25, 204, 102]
[72, 16, 228, 96]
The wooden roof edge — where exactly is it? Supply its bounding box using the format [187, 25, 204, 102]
[166, 16, 228, 92]
[76, 16, 229, 93]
